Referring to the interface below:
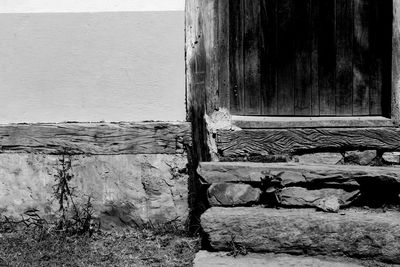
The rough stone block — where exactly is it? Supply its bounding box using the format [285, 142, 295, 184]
[294, 153, 343, 165]
[201, 207, 400, 264]
[277, 187, 360, 210]
[383, 152, 400, 164]
[0, 154, 189, 228]
[194, 251, 364, 267]
[207, 183, 261, 207]
[341, 150, 377, 165]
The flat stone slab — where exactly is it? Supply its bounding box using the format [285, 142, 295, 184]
[201, 207, 400, 264]
[194, 251, 365, 267]
[208, 183, 261, 207]
[198, 162, 400, 189]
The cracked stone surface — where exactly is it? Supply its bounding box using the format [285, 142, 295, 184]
[208, 183, 261, 207]
[0, 154, 188, 228]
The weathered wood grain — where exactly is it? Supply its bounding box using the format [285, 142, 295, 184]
[318, 0, 336, 115]
[367, 0, 383, 116]
[185, 0, 199, 122]
[197, 162, 400, 187]
[0, 122, 191, 155]
[294, 0, 312, 116]
[202, 0, 220, 115]
[310, 0, 320, 116]
[393, 0, 400, 124]
[260, 0, 278, 115]
[218, 0, 230, 110]
[276, 0, 295, 115]
[243, 0, 261, 115]
[185, 0, 220, 120]
[336, 0, 353, 115]
[231, 116, 395, 129]
[202, 207, 400, 263]
[353, 0, 372, 116]
[185, 0, 214, 162]
[229, 0, 245, 114]
[217, 128, 400, 156]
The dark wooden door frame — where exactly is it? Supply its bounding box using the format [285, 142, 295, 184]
[186, 0, 400, 161]
[186, 0, 400, 122]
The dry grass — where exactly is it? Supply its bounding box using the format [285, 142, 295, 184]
[0, 227, 200, 267]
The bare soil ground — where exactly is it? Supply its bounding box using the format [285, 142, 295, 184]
[0, 228, 200, 267]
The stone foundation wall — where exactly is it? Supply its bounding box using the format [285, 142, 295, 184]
[0, 154, 189, 229]
[0, 122, 192, 229]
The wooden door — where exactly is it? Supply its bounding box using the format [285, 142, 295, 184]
[229, 0, 392, 116]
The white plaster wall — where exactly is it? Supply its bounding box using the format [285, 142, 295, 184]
[0, 1, 185, 123]
[0, 0, 184, 13]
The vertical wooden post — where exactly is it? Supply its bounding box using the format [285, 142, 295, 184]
[185, 0, 221, 233]
[185, 0, 221, 163]
[393, 0, 400, 124]
[186, 0, 210, 163]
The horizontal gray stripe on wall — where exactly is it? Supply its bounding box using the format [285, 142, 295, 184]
[0, 122, 191, 155]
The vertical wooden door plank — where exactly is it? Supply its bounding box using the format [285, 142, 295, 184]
[393, 0, 400, 122]
[336, 0, 354, 115]
[381, 0, 393, 118]
[310, 0, 320, 116]
[229, 0, 244, 114]
[243, 0, 261, 115]
[318, 0, 336, 115]
[368, 0, 383, 115]
[353, 0, 370, 115]
[294, 0, 312, 116]
[277, 0, 295, 115]
[204, 0, 220, 114]
[218, 0, 230, 110]
[260, 0, 278, 115]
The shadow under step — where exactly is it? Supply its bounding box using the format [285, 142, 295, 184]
[201, 207, 400, 265]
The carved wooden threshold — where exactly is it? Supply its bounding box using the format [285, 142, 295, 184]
[216, 127, 400, 158]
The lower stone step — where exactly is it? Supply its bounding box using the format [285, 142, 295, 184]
[201, 207, 400, 264]
[193, 251, 378, 267]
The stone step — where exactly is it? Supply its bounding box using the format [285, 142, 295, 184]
[201, 207, 400, 264]
[198, 162, 400, 185]
[199, 162, 400, 209]
[193, 251, 391, 267]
